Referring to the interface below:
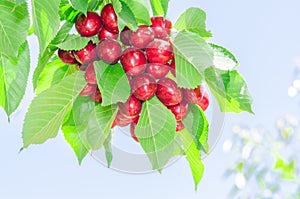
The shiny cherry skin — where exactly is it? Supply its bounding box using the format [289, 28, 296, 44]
[101, 4, 118, 33]
[85, 63, 97, 85]
[98, 27, 118, 40]
[74, 42, 97, 64]
[112, 111, 137, 128]
[176, 121, 185, 132]
[130, 116, 140, 142]
[156, 78, 182, 106]
[120, 48, 147, 76]
[120, 26, 133, 46]
[131, 73, 157, 101]
[197, 89, 210, 111]
[169, 58, 176, 76]
[182, 86, 201, 104]
[151, 16, 172, 38]
[146, 63, 169, 79]
[167, 101, 189, 121]
[130, 25, 154, 49]
[146, 39, 173, 64]
[75, 12, 102, 37]
[80, 84, 97, 96]
[90, 88, 102, 103]
[58, 49, 77, 64]
[97, 39, 122, 64]
[118, 95, 142, 117]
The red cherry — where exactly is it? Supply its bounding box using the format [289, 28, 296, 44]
[131, 73, 157, 101]
[98, 27, 118, 40]
[156, 78, 182, 106]
[130, 25, 154, 49]
[120, 26, 133, 46]
[197, 88, 210, 111]
[113, 111, 137, 127]
[146, 39, 173, 64]
[58, 49, 77, 64]
[151, 17, 172, 38]
[74, 42, 97, 64]
[169, 58, 176, 76]
[130, 116, 140, 142]
[118, 95, 142, 117]
[85, 63, 97, 85]
[97, 39, 122, 64]
[167, 101, 189, 121]
[120, 48, 147, 76]
[75, 12, 102, 37]
[80, 84, 97, 96]
[182, 86, 201, 104]
[90, 88, 102, 103]
[176, 121, 185, 132]
[101, 4, 118, 33]
[146, 63, 169, 79]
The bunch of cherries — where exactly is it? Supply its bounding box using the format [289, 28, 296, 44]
[58, 4, 210, 142]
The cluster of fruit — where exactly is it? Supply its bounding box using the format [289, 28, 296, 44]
[57, 4, 210, 142]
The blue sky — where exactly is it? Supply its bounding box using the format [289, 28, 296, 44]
[1, 0, 300, 198]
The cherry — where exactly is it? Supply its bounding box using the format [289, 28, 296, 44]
[112, 111, 136, 127]
[85, 63, 97, 85]
[90, 88, 102, 103]
[151, 17, 172, 38]
[156, 78, 182, 106]
[182, 86, 201, 104]
[120, 48, 147, 76]
[197, 89, 210, 111]
[130, 25, 154, 49]
[176, 121, 185, 132]
[98, 27, 118, 40]
[168, 101, 189, 121]
[146, 63, 169, 79]
[131, 73, 157, 101]
[74, 42, 97, 64]
[118, 95, 142, 117]
[130, 116, 140, 142]
[101, 4, 118, 33]
[120, 26, 133, 46]
[75, 12, 102, 37]
[80, 84, 97, 96]
[58, 49, 77, 64]
[97, 39, 122, 64]
[169, 58, 176, 76]
[146, 39, 173, 64]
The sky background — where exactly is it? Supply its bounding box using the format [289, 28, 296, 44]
[1, 0, 300, 198]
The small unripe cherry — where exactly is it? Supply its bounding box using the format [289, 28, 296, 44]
[146, 39, 173, 64]
[146, 63, 169, 79]
[97, 39, 122, 64]
[58, 49, 77, 64]
[120, 26, 133, 46]
[101, 4, 119, 33]
[130, 25, 155, 49]
[80, 84, 97, 96]
[74, 42, 97, 65]
[156, 78, 182, 106]
[118, 95, 142, 117]
[120, 48, 147, 76]
[131, 73, 157, 101]
[98, 27, 118, 40]
[85, 63, 97, 85]
[75, 12, 102, 37]
[167, 101, 189, 121]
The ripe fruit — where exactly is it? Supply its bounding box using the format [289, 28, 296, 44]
[118, 95, 142, 117]
[97, 39, 122, 64]
[85, 63, 97, 85]
[113, 111, 137, 127]
[131, 73, 157, 101]
[168, 102, 189, 121]
[146, 39, 173, 64]
[183, 85, 210, 111]
[98, 27, 118, 40]
[80, 84, 97, 96]
[75, 12, 102, 37]
[120, 26, 133, 46]
[74, 42, 97, 64]
[130, 116, 140, 142]
[197, 89, 210, 111]
[58, 49, 77, 64]
[169, 58, 176, 76]
[146, 63, 169, 79]
[156, 78, 182, 106]
[130, 25, 154, 49]
[176, 121, 185, 132]
[90, 88, 102, 103]
[151, 17, 172, 38]
[101, 4, 118, 33]
[120, 48, 147, 76]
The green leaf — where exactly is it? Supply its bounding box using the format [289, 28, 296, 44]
[182, 104, 209, 154]
[59, 0, 81, 23]
[50, 21, 74, 48]
[36, 56, 78, 95]
[22, 72, 87, 148]
[104, 132, 113, 168]
[0, 42, 30, 117]
[149, 0, 169, 17]
[135, 96, 177, 170]
[70, 0, 88, 14]
[0, 0, 30, 57]
[95, 62, 130, 106]
[174, 8, 212, 39]
[32, 0, 61, 54]
[62, 108, 89, 164]
[15, 0, 26, 5]
[112, 0, 138, 31]
[274, 157, 296, 180]
[209, 43, 239, 70]
[56, 34, 92, 51]
[205, 67, 254, 113]
[172, 31, 213, 88]
[123, 0, 151, 25]
[179, 129, 205, 190]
